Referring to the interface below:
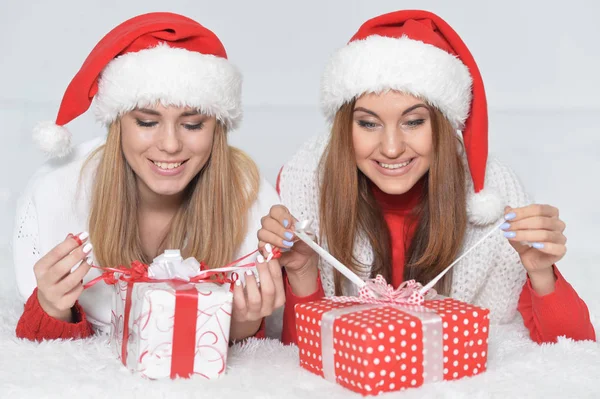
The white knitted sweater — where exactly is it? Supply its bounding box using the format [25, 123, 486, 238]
[278, 134, 531, 323]
[13, 137, 280, 334]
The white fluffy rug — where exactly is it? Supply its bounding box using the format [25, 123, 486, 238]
[1, 286, 599, 399]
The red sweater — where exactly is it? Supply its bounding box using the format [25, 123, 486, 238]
[281, 184, 596, 345]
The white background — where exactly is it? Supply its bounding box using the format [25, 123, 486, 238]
[0, 0, 598, 306]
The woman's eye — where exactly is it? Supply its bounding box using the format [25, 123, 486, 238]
[135, 119, 158, 128]
[405, 119, 425, 128]
[357, 120, 378, 129]
[183, 122, 204, 131]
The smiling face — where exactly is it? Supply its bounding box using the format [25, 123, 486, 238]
[352, 91, 434, 195]
[120, 104, 216, 200]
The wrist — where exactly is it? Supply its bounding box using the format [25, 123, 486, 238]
[229, 318, 262, 341]
[527, 266, 557, 296]
[37, 292, 73, 322]
[285, 255, 319, 297]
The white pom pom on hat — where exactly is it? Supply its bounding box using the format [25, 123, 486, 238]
[33, 121, 73, 158]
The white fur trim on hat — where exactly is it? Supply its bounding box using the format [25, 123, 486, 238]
[321, 35, 472, 128]
[94, 44, 243, 130]
[467, 187, 504, 226]
[33, 121, 73, 158]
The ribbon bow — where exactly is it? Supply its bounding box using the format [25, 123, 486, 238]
[357, 275, 437, 306]
[329, 275, 437, 306]
[84, 246, 282, 290]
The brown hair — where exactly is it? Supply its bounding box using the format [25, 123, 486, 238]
[83, 119, 259, 268]
[319, 100, 467, 295]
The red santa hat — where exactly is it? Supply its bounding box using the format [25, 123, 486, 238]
[320, 9, 503, 225]
[33, 12, 242, 158]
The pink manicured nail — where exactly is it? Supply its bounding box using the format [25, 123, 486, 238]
[257, 254, 265, 263]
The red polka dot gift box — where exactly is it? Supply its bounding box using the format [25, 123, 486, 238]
[295, 289, 490, 395]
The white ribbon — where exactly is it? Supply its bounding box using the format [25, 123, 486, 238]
[147, 249, 202, 282]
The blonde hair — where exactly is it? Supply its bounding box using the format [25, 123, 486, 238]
[83, 119, 259, 268]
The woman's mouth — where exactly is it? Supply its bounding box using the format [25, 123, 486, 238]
[373, 158, 416, 176]
[148, 159, 188, 176]
[152, 161, 184, 170]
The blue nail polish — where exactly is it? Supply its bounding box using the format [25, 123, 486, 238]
[505, 212, 516, 221]
[532, 242, 545, 249]
[500, 222, 511, 231]
[503, 231, 516, 238]
[283, 240, 294, 247]
[283, 219, 289, 228]
[284, 231, 293, 240]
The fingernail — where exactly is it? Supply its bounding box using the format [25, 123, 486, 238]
[70, 260, 83, 273]
[257, 254, 265, 263]
[78, 232, 89, 241]
[283, 240, 294, 247]
[532, 242, 545, 249]
[235, 279, 241, 286]
[245, 269, 254, 276]
[505, 212, 516, 221]
[265, 243, 273, 253]
[503, 231, 516, 238]
[500, 222, 511, 231]
[83, 243, 93, 253]
[86, 255, 93, 264]
[283, 219, 289, 228]
[284, 231, 294, 240]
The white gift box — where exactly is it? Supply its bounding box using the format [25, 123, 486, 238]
[110, 278, 233, 379]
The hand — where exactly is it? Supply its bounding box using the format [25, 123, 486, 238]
[502, 205, 567, 294]
[230, 256, 285, 340]
[34, 232, 93, 321]
[257, 205, 319, 295]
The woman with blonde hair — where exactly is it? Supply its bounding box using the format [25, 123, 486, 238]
[14, 12, 282, 341]
[258, 10, 595, 345]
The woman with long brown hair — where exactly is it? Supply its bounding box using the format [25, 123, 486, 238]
[258, 10, 595, 345]
[14, 13, 283, 342]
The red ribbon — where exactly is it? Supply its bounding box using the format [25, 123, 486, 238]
[170, 282, 199, 379]
[121, 281, 134, 366]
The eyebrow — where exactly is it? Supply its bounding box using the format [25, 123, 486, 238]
[353, 104, 428, 118]
[136, 108, 161, 116]
[180, 110, 201, 117]
[135, 108, 201, 117]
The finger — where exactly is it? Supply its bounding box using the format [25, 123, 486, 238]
[36, 232, 90, 273]
[244, 270, 262, 319]
[503, 229, 566, 245]
[507, 239, 530, 255]
[269, 205, 296, 230]
[502, 216, 566, 233]
[527, 242, 567, 257]
[266, 258, 285, 309]
[256, 260, 276, 315]
[59, 284, 85, 311]
[57, 259, 92, 294]
[232, 280, 247, 319]
[258, 228, 294, 249]
[263, 216, 295, 243]
[505, 204, 559, 222]
[47, 242, 93, 284]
